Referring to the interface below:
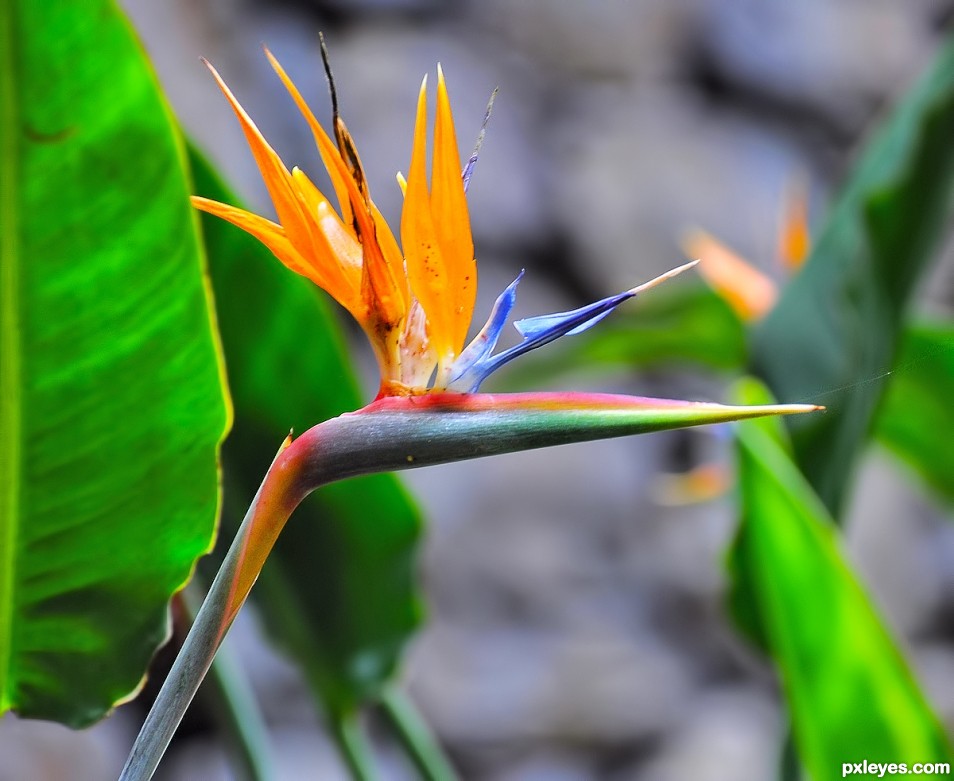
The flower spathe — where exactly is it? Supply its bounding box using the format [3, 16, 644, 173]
[192, 49, 696, 397]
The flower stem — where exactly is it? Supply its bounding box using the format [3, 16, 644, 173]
[119, 436, 302, 781]
[330, 713, 379, 781]
[380, 687, 458, 781]
[179, 580, 276, 781]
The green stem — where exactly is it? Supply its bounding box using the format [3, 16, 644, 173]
[380, 688, 458, 781]
[180, 581, 276, 781]
[119, 436, 302, 781]
[330, 713, 379, 781]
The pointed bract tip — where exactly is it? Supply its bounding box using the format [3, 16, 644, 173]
[773, 403, 825, 414]
[628, 259, 700, 296]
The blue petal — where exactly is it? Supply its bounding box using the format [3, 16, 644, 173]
[513, 293, 632, 339]
[447, 273, 523, 388]
[446, 283, 635, 393]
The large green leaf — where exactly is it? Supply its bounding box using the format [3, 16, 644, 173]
[733, 379, 952, 779]
[875, 322, 954, 505]
[0, 1, 229, 726]
[498, 281, 746, 389]
[752, 34, 954, 515]
[188, 146, 423, 715]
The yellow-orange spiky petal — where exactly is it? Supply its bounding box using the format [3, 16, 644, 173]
[431, 65, 476, 354]
[289, 167, 363, 314]
[401, 77, 454, 366]
[203, 60, 321, 264]
[371, 202, 407, 299]
[333, 114, 370, 204]
[190, 196, 313, 279]
[264, 48, 355, 231]
[310, 123, 407, 324]
[265, 49, 408, 328]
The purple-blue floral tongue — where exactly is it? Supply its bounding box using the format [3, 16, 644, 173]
[447, 260, 699, 392]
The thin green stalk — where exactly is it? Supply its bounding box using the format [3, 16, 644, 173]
[330, 713, 379, 781]
[380, 688, 457, 781]
[180, 581, 276, 781]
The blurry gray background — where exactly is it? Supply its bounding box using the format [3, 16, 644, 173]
[3, 1, 954, 779]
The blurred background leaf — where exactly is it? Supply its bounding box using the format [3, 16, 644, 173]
[752, 33, 954, 516]
[733, 379, 953, 780]
[874, 322, 954, 507]
[188, 146, 424, 718]
[728, 34, 954, 777]
[0, 0, 229, 726]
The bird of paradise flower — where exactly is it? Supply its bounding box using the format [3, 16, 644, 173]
[192, 42, 699, 397]
[119, 41, 821, 781]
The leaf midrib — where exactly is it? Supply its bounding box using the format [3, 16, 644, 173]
[0, 0, 21, 710]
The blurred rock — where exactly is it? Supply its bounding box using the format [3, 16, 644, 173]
[627, 687, 781, 781]
[913, 643, 954, 733]
[406, 625, 690, 746]
[550, 88, 818, 293]
[693, 0, 935, 134]
[481, 0, 698, 82]
[489, 750, 595, 781]
[0, 712, 129, 781]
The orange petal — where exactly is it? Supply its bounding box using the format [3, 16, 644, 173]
[652, 463, 732, 506]
[264, 48, 355, 231]
[317, 118, 409, 325]
[333, 115, 370, 205]
[401, 77, 453, 362]
[289, 167, 362, 310]
[683, 229, 778, 321]
[371, 202, 407, 300]
[202, 60, 315, 257]
[191, 196, 313, 281]
[312, 132, 408, 326]
[778, 177, 811, 271]
[431, 65, 476, 353]
[265, 50, 407, 326]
